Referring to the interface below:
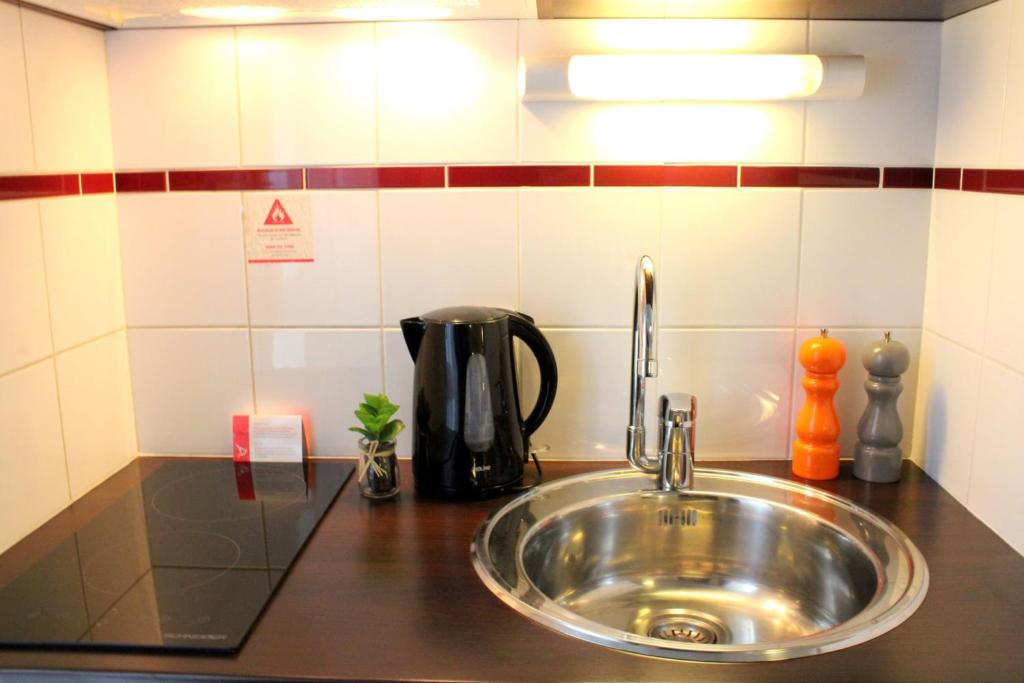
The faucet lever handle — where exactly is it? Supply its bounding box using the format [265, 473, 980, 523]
[660, 393, 696, 428]
[657, 393, 697, 492]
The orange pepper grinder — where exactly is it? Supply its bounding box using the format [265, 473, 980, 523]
[792, 328, 847, 480]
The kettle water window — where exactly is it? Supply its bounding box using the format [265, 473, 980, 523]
[463, 353, 495, 453]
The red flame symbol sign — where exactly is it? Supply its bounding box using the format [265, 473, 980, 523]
[263, 198, 293, 225]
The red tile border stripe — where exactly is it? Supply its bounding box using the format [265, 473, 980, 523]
[449, 165, 589, 187]
[115, 172, 167, 193]
[934, 168, 962, 190]
[883, 167, 934, 189]
[594, 165, 737, 187]
[962, 169, 1024, 195]
[168, 169, 303, 192]
[19, 165, 1024, 198]
[0, 174, 79, 200]
[80, 172, 115, 195]
[306, 166, 445, 189]
[741, 166, 880, 188]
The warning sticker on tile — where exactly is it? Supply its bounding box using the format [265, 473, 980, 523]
[243, 194, 313, 263]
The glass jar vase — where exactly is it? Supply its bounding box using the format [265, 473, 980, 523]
[357, 439, 400, 499]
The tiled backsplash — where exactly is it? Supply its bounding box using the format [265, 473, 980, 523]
[0, 5, 133, 553]
[0, 0, 1021, 557]
[912, 0, 1024, 555]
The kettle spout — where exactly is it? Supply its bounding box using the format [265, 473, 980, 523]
[400, 317, 427, 360]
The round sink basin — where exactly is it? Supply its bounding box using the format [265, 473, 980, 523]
[471, 468, 928, 662]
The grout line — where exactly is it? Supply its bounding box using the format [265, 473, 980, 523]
[920, 326, 1023, 375]
[976, 199, 1000, 361]
[515, 188, 522, 311]
[375, 189, 387, 393]
[112, 186, 142, 458]
[922, 326, 993, 504]
[784, 189, 807, 459]
[800, 20, 811, 167]
[514, 19, 522, 164]
[32, 200, 73, 501]
[127, 324, 255, 331]
[16, 6, 38, 171]
[51, 327, 124, 359]
[238, 198, 258, 414]
[994, 0, 1015, 168]
[231, 27, 245, 170]
[0, 353, 54, 382]
[372, 22, 381, 166]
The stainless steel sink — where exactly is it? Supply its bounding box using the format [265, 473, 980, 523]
[471, 468, 928, 662]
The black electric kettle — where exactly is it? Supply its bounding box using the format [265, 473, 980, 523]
[400, 306, 557, 499]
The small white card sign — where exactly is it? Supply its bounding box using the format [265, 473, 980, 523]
[242, 194, 313, 263]
[232, 414, 308, 463]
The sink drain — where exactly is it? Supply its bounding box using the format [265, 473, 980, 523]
[648, 613, 727, 645]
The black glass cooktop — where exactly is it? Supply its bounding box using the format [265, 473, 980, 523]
[0, 459, 352, 653]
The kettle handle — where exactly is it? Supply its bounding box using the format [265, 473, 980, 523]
[506, 312, 558, 437]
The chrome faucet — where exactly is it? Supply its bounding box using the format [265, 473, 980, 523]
[626, 256, 697, 492]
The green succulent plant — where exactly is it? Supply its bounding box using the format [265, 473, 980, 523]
[349, 393, 405, 445]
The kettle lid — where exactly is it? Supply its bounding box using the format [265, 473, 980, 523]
[421, 306, 506, 325]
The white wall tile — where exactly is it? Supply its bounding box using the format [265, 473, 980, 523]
[0, 361, 69, 553]
[383, 330, 415, 457]
[519, 19, 808, 163]
[237, 23, 376, 166]
[0, 201, 52, 375]
[520, 329, 634, 459]
[379, 190, 518, 325]
[54, 332, 135, 499]
[1000, 0, 1024, 166]
[662, 102, 805, 164]
[377, 21, 517, 163]
[128, 329, 252, 454]
[967, 362, 1024, 554]
[661, 189, 800, 327]
[247, 191, 380, 327]
[0, 4, 34, 173]
[20, 9, 112, 171]
[253, 329, 382, 456]
[39, 196, 124, 351]
[911, 331, 983, 502]
[521, 102, 668, 163]
[934, 0, 1013, 166]
[800, 190, 930, 328]
[985, 195, 1024, 374]
[658, 329, 795, 460]
[789, 328, 921, 460]
[806, 21, 940, 165]
[106, 28, 239, 168]
[118, 193, 247, 327]
[520, 189, 659, 326]
[923, 190, 996, 351]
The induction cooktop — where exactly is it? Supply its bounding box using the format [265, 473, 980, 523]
[0, 459, 353, 653]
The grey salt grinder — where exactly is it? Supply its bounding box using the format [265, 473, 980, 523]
[854, 332, 911, 483]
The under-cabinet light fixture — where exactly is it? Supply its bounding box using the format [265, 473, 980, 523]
[519, 54, 865, 102]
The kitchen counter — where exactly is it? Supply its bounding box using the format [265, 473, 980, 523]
[1, 458, 1022, 682]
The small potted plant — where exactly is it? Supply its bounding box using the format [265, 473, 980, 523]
[350, 393, 404, 499]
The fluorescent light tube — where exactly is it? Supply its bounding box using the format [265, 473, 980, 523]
[520, 54, 865, 102]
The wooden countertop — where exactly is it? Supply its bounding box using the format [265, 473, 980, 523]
[1, 458, 1023, 682]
